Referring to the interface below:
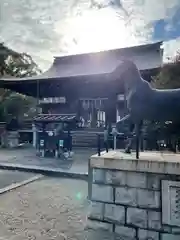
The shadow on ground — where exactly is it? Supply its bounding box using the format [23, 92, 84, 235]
[0, 147, 97, 174]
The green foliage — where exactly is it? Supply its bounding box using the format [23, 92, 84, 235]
[2, 93, 37, 120]
[0, 43, 41, 121]
[153, 51, 180, 89]
[0, 42, 41, 77]
[150, 52, 180, 149]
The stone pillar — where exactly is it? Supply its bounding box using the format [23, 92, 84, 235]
[112, 127, 118, 150]
[87, 150, 180, 240]
[6, 131, 19, 148]
[1, 130, 7, 148]
[32, 123, 37, 148]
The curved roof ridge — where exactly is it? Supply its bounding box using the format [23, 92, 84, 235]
[54, 41, 163, 61]
[0, 41, 163, 83]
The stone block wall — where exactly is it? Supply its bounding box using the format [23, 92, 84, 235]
[87, 167, 180, 240]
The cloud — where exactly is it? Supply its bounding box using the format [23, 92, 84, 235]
[0, 0, 180, 70]
[163, 37, 180, 61]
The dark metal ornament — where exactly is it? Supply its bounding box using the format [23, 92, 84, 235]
[113, 60, 180, 159]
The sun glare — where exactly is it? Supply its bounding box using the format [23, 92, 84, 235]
[54, 8, 135, 54]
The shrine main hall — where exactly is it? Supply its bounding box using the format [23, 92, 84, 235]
[0, 41, 163, 128]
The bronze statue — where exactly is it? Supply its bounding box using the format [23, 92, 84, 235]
[112, 60, 180, 159]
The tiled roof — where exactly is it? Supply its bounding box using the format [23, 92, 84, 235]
[0, 42, 162, 97]
[0, 42, 162, 82]
[34, 114, 77, 122]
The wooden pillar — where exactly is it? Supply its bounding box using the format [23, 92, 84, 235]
[91, 104, 97, 128]
[105, 96, 116, 127]
[78, 99, 81, 117]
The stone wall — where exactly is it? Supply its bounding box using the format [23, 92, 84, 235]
[1, 131, 19, 148]
[87, 151, 180, 240]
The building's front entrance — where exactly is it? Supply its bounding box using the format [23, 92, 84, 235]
[79, 98, 107, 128]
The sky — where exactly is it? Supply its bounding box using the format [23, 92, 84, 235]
[0, 0, 180, 70]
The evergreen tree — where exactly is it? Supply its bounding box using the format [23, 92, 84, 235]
[0, 42, 41, 121]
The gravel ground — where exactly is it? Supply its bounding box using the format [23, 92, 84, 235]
[0, 178, 112, 240]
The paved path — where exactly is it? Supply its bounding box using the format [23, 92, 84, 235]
[0, 178, 111, 240]
[0, 148, 96, 176]
[0, 170, 37, 190]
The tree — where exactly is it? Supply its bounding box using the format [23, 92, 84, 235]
[2, 93, 37, 119]
[153, 51, 180, 89]
[0, 42, 41, 77]
[0, 42, 41, 121]
[150, 51, 180, 151]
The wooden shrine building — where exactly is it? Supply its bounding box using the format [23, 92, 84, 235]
[0, 41, 163, 129]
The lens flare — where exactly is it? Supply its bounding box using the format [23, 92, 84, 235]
[76, 192, 83, 200]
